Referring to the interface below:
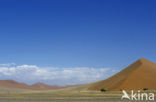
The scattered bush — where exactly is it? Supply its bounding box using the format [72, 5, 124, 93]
[100, 88, 107, 92]
[143, 88, 148, 91]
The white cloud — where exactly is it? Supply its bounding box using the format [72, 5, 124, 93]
[0, 64, 118, 86]
[0, 63, 16, 67]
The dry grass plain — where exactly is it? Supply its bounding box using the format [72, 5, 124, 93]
[0, 91, 155, 102]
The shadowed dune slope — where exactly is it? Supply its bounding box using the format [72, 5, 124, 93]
[88, 58, 156, 91]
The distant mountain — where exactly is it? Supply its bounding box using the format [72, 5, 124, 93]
[88, 58, 156, 91]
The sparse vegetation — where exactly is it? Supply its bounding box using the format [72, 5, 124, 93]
[0, 90, 155, 102]
[0, 91, 122, 102]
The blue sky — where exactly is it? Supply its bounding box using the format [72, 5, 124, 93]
[0, 0, 156, 85]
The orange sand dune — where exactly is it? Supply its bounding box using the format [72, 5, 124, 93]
[88, 58, 156, 91]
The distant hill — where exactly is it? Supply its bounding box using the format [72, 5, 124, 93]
[88, 58, 156, 91]
[0, 80, 32, 89]
[0, 80, 67, 91]
[32, 82, 64, 90]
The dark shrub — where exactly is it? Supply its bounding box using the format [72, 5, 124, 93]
[100, 88, 107, 92]
[143, 88, 148, 91]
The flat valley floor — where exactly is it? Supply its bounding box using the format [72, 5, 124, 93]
[0, 91, 156, 102]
